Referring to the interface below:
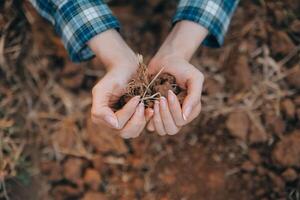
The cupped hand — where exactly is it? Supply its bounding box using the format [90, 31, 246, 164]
[88, 29, 153, 139]
[146, 55, 204, 135]
[91, 66, 154, 139]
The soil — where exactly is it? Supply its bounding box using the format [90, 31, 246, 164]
[1, 0, 300, 200]
[115, 58, 186, 109]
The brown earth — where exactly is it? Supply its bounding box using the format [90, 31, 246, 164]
[1, 0, 300, 200]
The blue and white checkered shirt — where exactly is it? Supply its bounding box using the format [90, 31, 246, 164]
[30, 0, 239, 62]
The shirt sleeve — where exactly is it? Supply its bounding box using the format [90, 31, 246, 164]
[173, 0, 239, 47]
[29, 0, 120, 62]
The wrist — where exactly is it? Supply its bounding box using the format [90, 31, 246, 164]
[156, 20, 208, 61]
[88, 29, 138, 74]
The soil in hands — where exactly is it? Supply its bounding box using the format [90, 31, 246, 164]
[114, 55, 187, 109]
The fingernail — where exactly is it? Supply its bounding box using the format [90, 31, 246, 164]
[148, 109, 154, 114]
[104, 115, 119, 128]
[138, 102, 144, 113]
[160, 96, 167, 107]
[147, 108, 154, 117]
[154, 101, 159, 112]
[147, 123, 155, 132]
[133, 96, 141, 103]
[183, 106, 192, 121]
[168, 90, 175, 103]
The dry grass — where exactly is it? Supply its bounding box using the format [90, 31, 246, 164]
[122, 54, 165, 107]
[0, 0, 299, 199]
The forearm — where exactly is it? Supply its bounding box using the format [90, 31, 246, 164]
[88, 29, 138, 77]
[29, 0, 120, 62]
[155, 20, 208, 61]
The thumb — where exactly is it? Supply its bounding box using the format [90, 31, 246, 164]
[145, 108, 154, 121]
[91, 106, 119, 129]
[182, 73, 204, 121]
[91, 80, 119, 129]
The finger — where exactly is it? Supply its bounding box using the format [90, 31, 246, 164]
[182, 73, 204, 121]
[91, 105, 119, 129]
[91, 82, 119, 129]
[120, 102, 146, 139]
[147, 119, 155, 132]
[160, 96, 180, 135]
[145, 108, 154, 132]
[145, 108, 154, 121]
[115, 96, 140, 129]
[185, 102, 202, 123]
[153, 100, 166, 136]
[167, 90, 185, 126]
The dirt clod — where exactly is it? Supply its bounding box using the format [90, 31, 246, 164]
[115, 56, 186, 109]
[272, 131, 300, 167]
[286, 65, 300, 90]
[270, 31, 295, 56]
[86, 118, 127, 154]
[81, 192, 107, 200]
[281, 99, 296, 119]
[83, 169, 101, 191]
[241, 161, 256, 172]
[248, 149, 262, 165]
[226, 111, 249, 141]
[249, 124, 268, 144]
[281, 168, 298, 182]
[63, 158, 83, 183]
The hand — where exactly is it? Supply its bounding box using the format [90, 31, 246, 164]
[146, 20, 208, 136]
[147, 55, 204, 135]
[88, 29, 153, 138]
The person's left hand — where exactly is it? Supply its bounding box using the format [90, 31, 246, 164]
[146, 54, 204, 136]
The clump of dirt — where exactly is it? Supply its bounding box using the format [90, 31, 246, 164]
[115, 55, 186, 109]
[272, 130, 300, 168]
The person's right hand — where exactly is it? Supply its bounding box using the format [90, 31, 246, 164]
[91, 68, 153, 139]
[88, 29, 153, 139]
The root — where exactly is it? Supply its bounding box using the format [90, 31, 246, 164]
[115, 54, 185, 109]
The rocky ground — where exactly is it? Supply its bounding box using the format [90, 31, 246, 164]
[0, 0, 300, 200]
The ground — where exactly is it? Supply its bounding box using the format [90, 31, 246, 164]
[0, 0, 300, 200]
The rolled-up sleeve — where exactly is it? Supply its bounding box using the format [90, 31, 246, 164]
[173, 0, 239, 47]
[29, 0, 120, 62]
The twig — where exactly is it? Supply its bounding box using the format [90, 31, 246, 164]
[278, 45, 300, 66]
[0, 179, 9, 200]
[141, 67, 165, 102]
[142, 92, 161, 101]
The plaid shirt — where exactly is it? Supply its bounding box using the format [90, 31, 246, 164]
[30, 0, 239, 62]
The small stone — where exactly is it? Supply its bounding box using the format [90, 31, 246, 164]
[83, 169, 101, 191]
[286, 65, 300, 89]
[225, 55, 252, 92]
[268, 172, 285, 190]
[248, 149, 262, 165]
[86, 118, 127, 154]
[291, 20, 300, 33]
[203, 77, 222, 95]
[272, 131, 300, 167]
[294, 96, 300, 106]
[63, 158, 83, 183]
[52, 185, 81, 198]
[92, 155, 104, 172]
[271, 31, 295, 55]
[241, 161, 256, 172]
[249, 124, 268, 144]
[281, 99, 296, 119]
[265, 111, 285, 137]
[281, 168, 298, 182]
[257, 166, 267, 176]
[226, 111, 250, 141]
[81, 192, 107, 200]
[40, 161, 62, 182]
